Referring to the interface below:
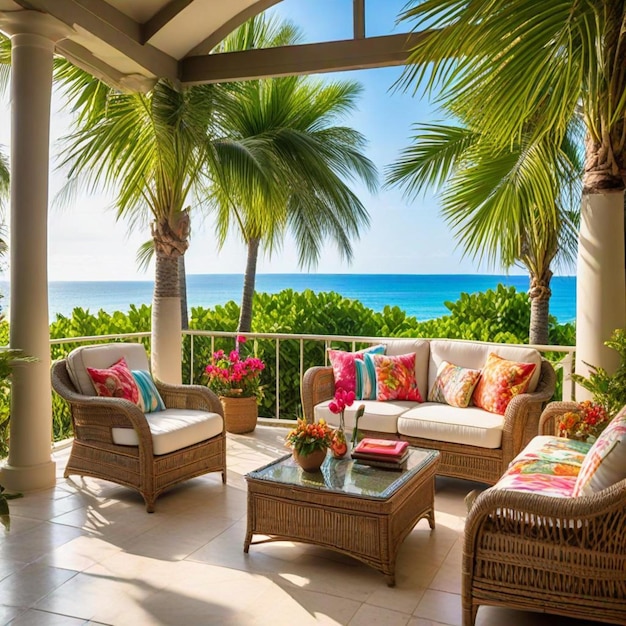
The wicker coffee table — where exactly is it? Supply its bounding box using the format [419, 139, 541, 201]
[244, 447, 440, 586]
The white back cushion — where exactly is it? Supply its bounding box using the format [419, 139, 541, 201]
[428, 340, 542, 394]
[66, 343, 150, 395]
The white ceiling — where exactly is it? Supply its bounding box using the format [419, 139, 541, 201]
[0, 0, 420, 91]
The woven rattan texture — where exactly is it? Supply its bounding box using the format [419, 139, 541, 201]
[52, 356, 227, 512]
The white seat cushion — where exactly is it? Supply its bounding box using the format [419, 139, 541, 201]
[397, 402, 504, 448]
[112, 409, 223, 455]
[314, 399, 418, 434]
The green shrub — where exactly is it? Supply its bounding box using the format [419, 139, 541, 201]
[0, 286, 576, 448]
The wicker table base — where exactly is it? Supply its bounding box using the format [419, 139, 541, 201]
[244, 448, 440, 586]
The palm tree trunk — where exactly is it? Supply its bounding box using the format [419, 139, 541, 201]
[528, 270, 552, 346]
[237, 237, 260, 333]
[151, 211, 189, 384]
[178, 255, 189, 330]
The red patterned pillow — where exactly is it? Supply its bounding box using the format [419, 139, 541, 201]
[87, 357, 139, 404]
[372, 353, 422, 402]
[472, 352, 536, 415]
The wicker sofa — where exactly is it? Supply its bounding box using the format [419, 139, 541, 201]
[462, 401, 626, 625]
[301, 338, 556, 484]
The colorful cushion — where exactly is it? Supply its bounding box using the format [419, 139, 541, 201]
[87, 357, 139, 404]
[573, 408, 626, 496]
[472, 352, 536, 415]
[356, 352, 379, 400]
[131, 369, 165, 413]
[328, 345, 385, 395]
[493, 437, 590, 498]
[372, 353, 422, 402]
[428, 361, 481, 408]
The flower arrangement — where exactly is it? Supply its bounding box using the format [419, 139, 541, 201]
[328, 388, 355, 458]
[204, 336, 265, 400]
[558, 400, 611, 442]
[285, 418, 334, 456]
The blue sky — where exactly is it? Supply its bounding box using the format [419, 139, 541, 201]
[0, 0, 526, 281]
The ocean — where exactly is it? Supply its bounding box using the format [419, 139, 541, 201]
[0, 274, 577, 323]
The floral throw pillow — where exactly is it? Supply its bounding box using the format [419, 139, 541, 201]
[131, 369, 165, 413]
[87, 357, 139, 404]
[372, 352, 422, 402]
[328, 345, 385, 395]
[572, 408, 626, 496]
[472, 352, 536, 415]
[428, 360, 482, 408]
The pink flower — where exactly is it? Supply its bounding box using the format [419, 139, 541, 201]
[236, 335, 247, 344]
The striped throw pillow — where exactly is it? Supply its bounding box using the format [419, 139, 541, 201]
[131, 369, 165, 413]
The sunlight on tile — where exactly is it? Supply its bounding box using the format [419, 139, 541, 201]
[0, 426, 613, 626]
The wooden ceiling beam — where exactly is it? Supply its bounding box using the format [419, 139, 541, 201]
[181, 31, 427, 85]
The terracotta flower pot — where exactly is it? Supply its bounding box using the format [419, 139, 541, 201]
[292, 447, 327, 472]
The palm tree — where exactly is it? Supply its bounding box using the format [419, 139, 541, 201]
[387, 103, 583, 345]
[207, 16, 378, 333]
[55, 67, 222, 382]
[396, 0, 626, 377]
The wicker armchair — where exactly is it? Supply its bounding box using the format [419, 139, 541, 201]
[462, 401, 626, 625]
[51, 343, 226, 512]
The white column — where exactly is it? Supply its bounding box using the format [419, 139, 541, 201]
[575, 190, 626, 398]
[0, 12, 71, 491]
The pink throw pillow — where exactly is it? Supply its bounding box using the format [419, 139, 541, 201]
[87, 357, 139, 404]
[472, 352, 536, 415]
[372, 353, 422, 402]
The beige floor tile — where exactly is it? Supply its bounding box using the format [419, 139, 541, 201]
[0, 427, 611, 626]
[0, 562, 77, 607]
[413, 590, 462, 626]
[8, 609, 90, 625]
[348, 603, 412, 625]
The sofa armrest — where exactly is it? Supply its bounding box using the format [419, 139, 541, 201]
[538, 400, 579, 436]
[463, 477, 626, 621]
[301, 366, 335, 422]
[500, 359, 556, 469]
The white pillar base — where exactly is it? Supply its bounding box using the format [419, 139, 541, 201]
[1, 460, 56, 493]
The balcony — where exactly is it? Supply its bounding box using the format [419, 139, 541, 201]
[2, 424, 592, 626]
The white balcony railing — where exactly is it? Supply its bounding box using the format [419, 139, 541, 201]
[50, 331, 577, 421]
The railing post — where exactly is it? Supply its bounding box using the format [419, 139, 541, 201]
[275, 338, 280, 419]
[560, 352, 575, 401]
[189, 334, 194, 385]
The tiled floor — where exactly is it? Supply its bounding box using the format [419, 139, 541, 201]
[0, 426, 606, 625]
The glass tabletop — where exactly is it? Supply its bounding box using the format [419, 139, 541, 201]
[246, 448, 440, 500]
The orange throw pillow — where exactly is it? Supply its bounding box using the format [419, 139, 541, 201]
[472, 352, 536, 415]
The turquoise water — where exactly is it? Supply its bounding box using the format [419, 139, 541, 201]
[0, 274, 576, 323]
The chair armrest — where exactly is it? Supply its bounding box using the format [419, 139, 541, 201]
[538, 400, 579, 436]
[155, 380, 224, 416]
[500, 359, 556, 467]
[301, 366, 335, 422]
[465, 477, 626, 566]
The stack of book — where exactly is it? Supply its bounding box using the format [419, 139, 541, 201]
[351, 438, 410, 470]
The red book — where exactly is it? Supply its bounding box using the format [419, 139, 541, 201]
[353, 438, 409, 458]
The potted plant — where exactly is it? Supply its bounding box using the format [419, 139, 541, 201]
[204, 336, 265, 434]
[285, 418, 333, 472]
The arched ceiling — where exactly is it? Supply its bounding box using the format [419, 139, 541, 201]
[0, 0, 425, 92]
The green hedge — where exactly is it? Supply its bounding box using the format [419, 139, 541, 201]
[0, 286, 575, 456]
